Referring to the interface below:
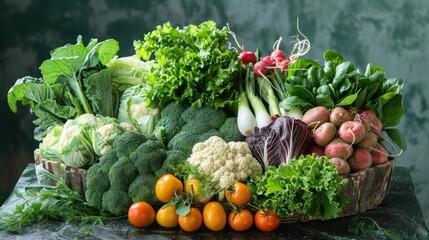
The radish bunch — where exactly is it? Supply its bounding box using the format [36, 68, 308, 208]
[302, 106, 389, 174]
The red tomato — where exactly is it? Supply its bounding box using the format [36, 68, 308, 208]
[254, 209, 280, 232]
[128, 202, 155, 228]
[228, 209, 253, 231]
[203, 201, 227, 231]
[224, 182, 251, 206]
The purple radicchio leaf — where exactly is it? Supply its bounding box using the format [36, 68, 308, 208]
[246, 116, 311, 171]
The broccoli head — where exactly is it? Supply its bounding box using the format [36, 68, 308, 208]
[155, 102, 245, 156]
[219, 117, 243, 142]
[154, 102, 188, 142]
[85, 131, 179, 216]
[155, 149, 187, 178]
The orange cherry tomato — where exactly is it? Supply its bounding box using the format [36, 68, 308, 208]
[254, 209, 280, 232]
[178, 207, 203, 232]
[128, 202, 155, 228]
[156, 205, 179, 228]
[203, 201, 227, 231]
[185, 178, 212, 203]
[224, 182, 251, 206]
[155, 174, 183, 203]
[228, 208, 253, 231]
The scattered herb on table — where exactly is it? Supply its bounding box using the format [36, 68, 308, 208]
[348, 215, 401, 240]
[0, 166, 123, 235]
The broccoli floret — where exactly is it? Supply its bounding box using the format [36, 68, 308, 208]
[85, 163, 110, 209]
[167, 131, 200, 156]
[112, 131, 146, 158]
[181, 105, 226, 128]
[130, 139, 166, 174]
[155, 149, 187, 178]
[108, 156, 138, 190]
[99, 149, 119, 174]
[101, 187, 132, 216]
[128, 173, 158, 203]
[154, 102, 188, 142]
[219, 117, 244, 142]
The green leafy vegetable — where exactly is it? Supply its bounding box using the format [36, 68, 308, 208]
[7, 36, 120, 139]
[105, 56, 154, 93]
[247, 154, 349, 220]
[284, 50, 406, 149]
[134, 21, 241, 108]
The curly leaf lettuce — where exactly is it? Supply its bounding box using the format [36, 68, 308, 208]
[134, 21, 240, 108]
[248, 154, 349, 220]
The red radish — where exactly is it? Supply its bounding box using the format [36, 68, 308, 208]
[338, 121, 366, 144]
[357, 132, 378, 149]
[271, 50, 285, 59]
[330, 107, 351, 127]
[348, 148, 373, 172]
[325, 137, 353, 159]
[253, 60, 271, 76]
[309, 143, 325, 157]
[302, 106, 330, 129]
[262, 56, 274, 65]
[313, 122, 337, 147]
[371, 143, 388, 165]
[239, 51, 257, 65]
[359, 110, 383, 136]
[330, 157, 351, 175]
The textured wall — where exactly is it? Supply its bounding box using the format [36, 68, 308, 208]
[1, 0, 428, 227]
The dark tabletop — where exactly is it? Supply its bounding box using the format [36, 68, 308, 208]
[0, 164, 428, 240]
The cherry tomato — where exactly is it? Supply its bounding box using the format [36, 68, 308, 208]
[178, 207, 203, 232]
[224, 182, 251, 206]
[156, 205, 179, 228]
[128, 202, 155, 228]
[155, 174, 183, 203]
[254, 209, 280, 232]
[228, 208, 253, 231]
[185, 178, 212, 203]
[203, 201, 227, 231]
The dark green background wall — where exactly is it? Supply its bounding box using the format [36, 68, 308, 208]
[1, 0, 428, 227]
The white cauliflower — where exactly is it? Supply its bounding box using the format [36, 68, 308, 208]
[187, 136, 262, 189]
[74, 113, 101, 127]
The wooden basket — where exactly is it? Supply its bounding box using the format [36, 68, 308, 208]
[34, 149, 88, 195]
[34, 149, 394, 220]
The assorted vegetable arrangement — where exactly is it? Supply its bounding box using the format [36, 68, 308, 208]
[2, 19, 406, 235]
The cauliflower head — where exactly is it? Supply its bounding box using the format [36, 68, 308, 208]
[187, 136, 262, 189]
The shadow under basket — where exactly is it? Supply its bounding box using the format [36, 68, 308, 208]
[34, 149, 395, 222]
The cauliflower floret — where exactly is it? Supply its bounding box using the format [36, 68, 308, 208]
[75, 113, 101, 127]
[186, 136, 263, 189]
[129, 99, 159, 120]
[119, 122, 137, 132]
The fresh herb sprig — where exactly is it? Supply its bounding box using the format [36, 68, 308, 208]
[0, 168, 124, 234]
[348, 215, 401, 240]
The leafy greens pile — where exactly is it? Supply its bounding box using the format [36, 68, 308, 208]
[248, 154, 349, 220]
[7, 36, 120, 140]
[134, 21, 241, 108]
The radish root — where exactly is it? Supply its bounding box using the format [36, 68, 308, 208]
[226, 23, 243, 52]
